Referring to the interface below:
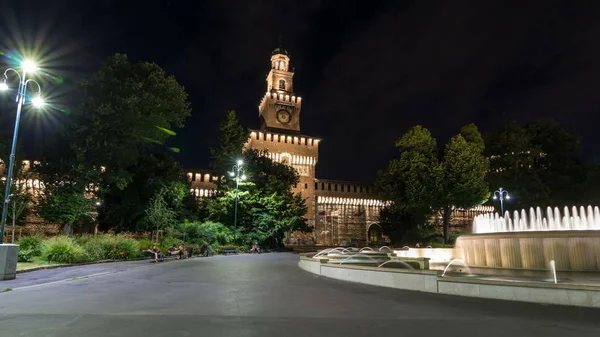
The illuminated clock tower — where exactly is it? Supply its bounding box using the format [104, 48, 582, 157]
[245, 47, 320, 231]
[258, 47, 302, 134]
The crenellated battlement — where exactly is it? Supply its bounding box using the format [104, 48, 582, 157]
[314, 179, 376, 196]
[248, 130, 319, 147]
[258, 91, 302, 113]
[317, 196, 389, 207]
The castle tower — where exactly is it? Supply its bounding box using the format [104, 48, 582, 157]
[245, 47, 319, 231]
[258, 47, 302, 134]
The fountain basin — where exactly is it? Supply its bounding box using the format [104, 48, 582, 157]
[393, 248, 456, 263]
[456, 230, 600, 271]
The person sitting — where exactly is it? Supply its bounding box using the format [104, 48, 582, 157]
[249, 244, 261, 254]
[178, 245, 185, 259]
[147, 246, 164, 263]
[168, 245, 183, 259]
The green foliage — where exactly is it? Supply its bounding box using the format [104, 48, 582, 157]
[485, 119, 584, 209]
[377, 124, 489, 243]
[41, 236, 88, 263]
[438, 131, 490, 241]
[36, 180, 95, 234]
[204, 112, 308, 247]
[459, 123, 485, 153]
[36, 54, 192, 235]
[18, 250, 33, 262]
[209, 110, 250, 182]
[376, 126, 441, 243]
[101, 153, 188, 232]
[72, 53, 192, 190]
[17, 235, 44, 256]
[74, 234, 142, 260]
[137, 238, 154, 251]
[177, 221, 232, 245]
[0, 139, 34, 226]
[145, 187, 177, 232]
[159, 236, 184, 251]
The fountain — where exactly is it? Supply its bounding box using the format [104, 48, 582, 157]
[313, 246, 392, 265]
[457, 206, 600, 271]
[550, 260, 558, 284]
[441, 259, 473, 277]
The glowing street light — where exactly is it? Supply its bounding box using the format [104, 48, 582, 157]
[229, 160, 246, 242]
[0, 59, 45, 242]
[32, 95, 45, 107]
[492, 187, 510, 216]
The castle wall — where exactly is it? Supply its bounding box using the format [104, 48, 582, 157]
[244, 130, 320, 228]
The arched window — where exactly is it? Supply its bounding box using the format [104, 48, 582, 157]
[279, 79, 286, 90]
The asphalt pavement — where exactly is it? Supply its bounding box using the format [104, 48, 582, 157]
[0, 253, 599, 336]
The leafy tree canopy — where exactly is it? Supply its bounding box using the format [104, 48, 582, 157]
[99, 152, 190, 232]
[485, 119, 584, 209]
[377, 124, 489, 243]
[62, 53, 192, 190]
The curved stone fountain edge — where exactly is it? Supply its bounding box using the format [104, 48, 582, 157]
[298, 253, 600, 308]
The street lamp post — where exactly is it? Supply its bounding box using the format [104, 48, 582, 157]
[0, 60, 44, 243]
[229, 160, 246, 243]
[492, 187, 510, 216]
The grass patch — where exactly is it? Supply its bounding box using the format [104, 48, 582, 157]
[17, 256, 65, 271]
[1, 288, 12, 293]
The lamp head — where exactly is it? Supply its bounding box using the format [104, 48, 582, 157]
[237, 159, 243, 166]
[492, 195, 497, 200]
[32, 95, 45, 108]
[0, 81, 7, 91]
[229, 172, 234, 177]
[241, 174, 247, 181]
[21, 59, 38, 73]
[506, 195, 510, 200]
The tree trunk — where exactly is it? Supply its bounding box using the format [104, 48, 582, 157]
[442, 206, 452, 243]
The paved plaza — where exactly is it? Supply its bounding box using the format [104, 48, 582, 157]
[0, 253, 599, 336]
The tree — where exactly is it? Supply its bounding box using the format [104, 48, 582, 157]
[0, 139, 33, 234]
[209, 110, 250, 186]
[202, 111, 309, 247]
[485, 119, 583, 209]
[377, 124, 489, 244]
[145, 187, 176, 233]
[438, 132, 489, 242]
[99, 152, 190, 232]
[62, 53, 191, 191]
[36, 181, 95, 236]
[375, 126, 440, 244]
[203, 149, 308, 246]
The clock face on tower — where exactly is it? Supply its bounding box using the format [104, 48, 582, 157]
[277, 109, 291, 124]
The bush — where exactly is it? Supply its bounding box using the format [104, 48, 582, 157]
[17, 235, 44, 256]
[159, 236, 183, 252]
[18, 249, 33, 262]
[76, 234, 142, 261]
[178, 221, 233, 245]
[137, 239, 154, 251]
[42, 236, 88, 263]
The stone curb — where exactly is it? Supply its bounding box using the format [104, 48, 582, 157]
[17, 259, 130, 274]
[15, 255, 209, 274]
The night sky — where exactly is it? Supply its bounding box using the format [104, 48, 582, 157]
[1, 0, 600, 182]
